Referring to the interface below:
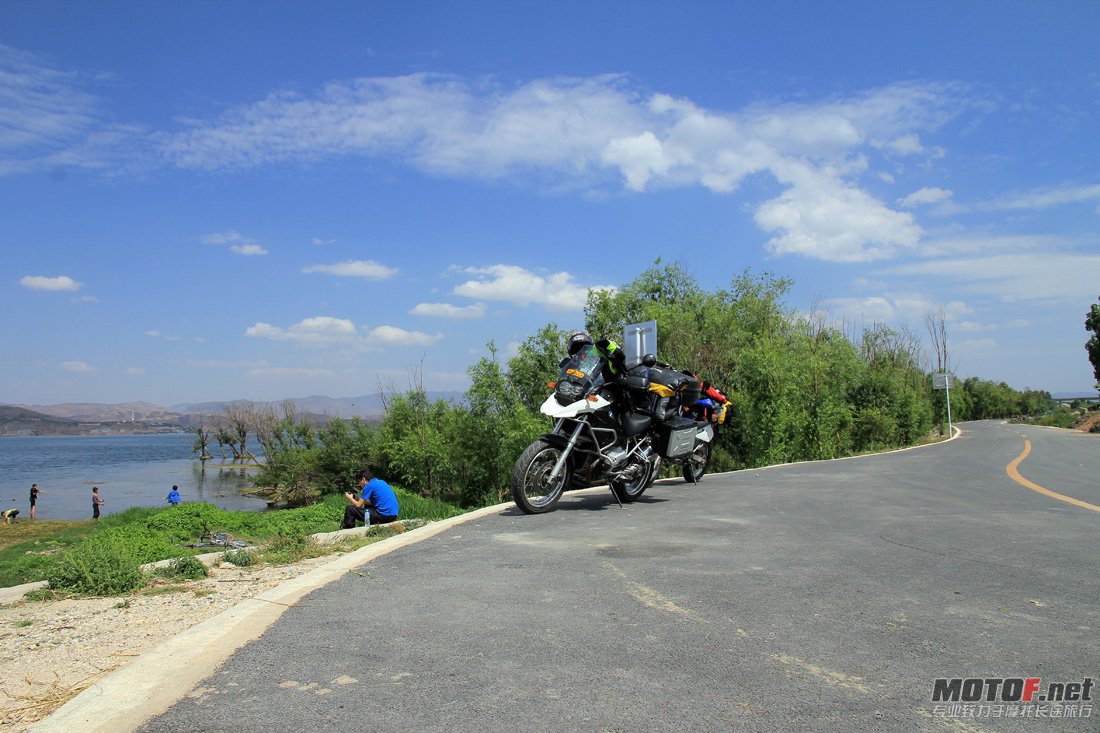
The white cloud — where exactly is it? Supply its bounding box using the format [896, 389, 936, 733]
[898, 187, 953, 208]
[201, 230, 245, 245]
[301, 260, 398, 279]
[71, 294, 99, 303]
[957, 338, 997, 352]
[877, 133, 924, 155]
[59, 360, 94, 373]
[755, 163, 922, 262]
[244, 316, 440, 349]
[367, 325, 443, 347]
[311, 237, 335, 245]
[230, 243, 268, 256]
[246, 316, 359, 344]
[154, 75, 967, 263]
[202, 230, 267, 255]
[601, 131, 671, 191]
[979, 182, 1100, 211]
[5, 60, 973, 263]
[186, 358, 271, 369]
[409, 302, 486, 319]
[881, 253, 1100, 303]
[955, 321, 996, 332]
[453, 264, 615, 311]
[820, 296, 896, 323]
[125, 367, 145, 375]
[917, 233, 1078, 258]
[0, 44, 140, 175]
[822, 294, 972, 325]
[145, 330, 160, 337]
[247, 366, 336, 379]
[20, 275, 81, 291]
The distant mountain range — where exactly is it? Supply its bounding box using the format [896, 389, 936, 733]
[1, 392, 464, 436]
[0, 404, 185, 436]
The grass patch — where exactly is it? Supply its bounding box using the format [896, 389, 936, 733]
[1015, 407, 1082, 429]
[139, 584, 192, 597]
[45, 540, 145, 597]
[259, 534, 329, 565]
[14, 619, 34, 627]
[223, 548, 257, 563]
[222, 548, 256, 566]
[0, 487, 461, 589]
[153, 556, 209, 580]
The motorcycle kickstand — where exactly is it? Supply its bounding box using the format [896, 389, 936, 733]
[608, 486, 624, 509]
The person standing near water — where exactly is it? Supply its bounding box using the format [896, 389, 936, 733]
[29, 483, 45, 519]
[92, 486, 105, 520]
[166, 485, 181, 506]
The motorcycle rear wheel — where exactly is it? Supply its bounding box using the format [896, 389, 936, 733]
[512, 439, 569, 513]
[682, 441, 711, 483]
[610, 457, 652, 503]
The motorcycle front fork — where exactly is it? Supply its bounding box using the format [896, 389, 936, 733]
[546, 420, 585, 485]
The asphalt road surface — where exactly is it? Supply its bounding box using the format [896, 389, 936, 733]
[138, 420, 1099, 732]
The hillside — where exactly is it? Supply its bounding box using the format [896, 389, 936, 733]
[14, 401, 179, 422]
[0, 405, 82, 435]
[1, 392, 463, 436]
[0, 405, 186, 436]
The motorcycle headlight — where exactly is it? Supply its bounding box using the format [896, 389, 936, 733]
[555, 380, 584, 404]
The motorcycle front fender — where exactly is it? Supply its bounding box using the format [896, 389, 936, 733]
[539, 392, 613, 419]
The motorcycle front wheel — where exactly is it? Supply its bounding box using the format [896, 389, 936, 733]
[682, 441, 711, 483]
[512, 439, 570, 513]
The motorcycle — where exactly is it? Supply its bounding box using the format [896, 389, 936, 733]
[510, 345, 715, 514]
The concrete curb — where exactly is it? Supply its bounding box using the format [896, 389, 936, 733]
[28, 505, 509, 733]
[0, 580, 48, 605]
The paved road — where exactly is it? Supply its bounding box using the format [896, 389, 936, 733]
[135, 420, 1098, 732]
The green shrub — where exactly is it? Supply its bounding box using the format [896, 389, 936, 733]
[155, 555, 209, 580]
[222, 549, 256, 566]
[261, 534, 326, 564]
[46, 541, 144, 596]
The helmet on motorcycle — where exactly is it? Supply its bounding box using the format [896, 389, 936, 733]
[566, 330, 594, 356]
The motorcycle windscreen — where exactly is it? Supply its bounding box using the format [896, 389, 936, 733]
[554, 344, 606, 404]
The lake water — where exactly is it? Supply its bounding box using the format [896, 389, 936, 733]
[0, 434, 269, 520]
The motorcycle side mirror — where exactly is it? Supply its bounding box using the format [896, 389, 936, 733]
[642, 354, 657, 367]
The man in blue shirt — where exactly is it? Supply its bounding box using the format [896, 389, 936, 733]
[341, 469, 399, 529]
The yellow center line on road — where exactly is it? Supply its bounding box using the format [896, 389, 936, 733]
[1006, 439, 1100, 513]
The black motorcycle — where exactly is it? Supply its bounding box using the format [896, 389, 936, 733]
[510, 346, 714, 514]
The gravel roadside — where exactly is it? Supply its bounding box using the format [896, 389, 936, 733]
[0, 553, 348, 731]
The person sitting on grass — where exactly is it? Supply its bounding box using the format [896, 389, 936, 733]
[341, 468, 399, 530]
[166, 485, 181, 506]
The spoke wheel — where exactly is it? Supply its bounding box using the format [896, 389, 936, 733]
[511, 440, 569, 513]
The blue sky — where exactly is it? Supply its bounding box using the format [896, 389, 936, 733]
[2, 1, 1098, 406]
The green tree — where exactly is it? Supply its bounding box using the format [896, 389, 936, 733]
[505, 324, 568, 412]
[1086, 296, 1100, 392]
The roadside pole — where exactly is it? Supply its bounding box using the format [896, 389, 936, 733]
[933, 373, 952, 436]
